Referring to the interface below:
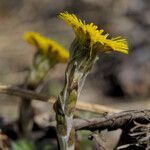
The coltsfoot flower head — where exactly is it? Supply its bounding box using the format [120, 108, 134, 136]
[59, 12, 128, 54]
[58, 12, 129, 100]
[24, 32, 69, 63]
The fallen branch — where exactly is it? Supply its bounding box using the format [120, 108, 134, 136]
[0, 84, 120, 114]
[38, 110, 150, 132]
[1, 110, 149, 142]
[75, 110, 150, 131]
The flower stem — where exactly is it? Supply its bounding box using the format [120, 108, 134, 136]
[55, 62, 78, 150]
[18, 53, 53, 138]
[55, 39, 98, 149]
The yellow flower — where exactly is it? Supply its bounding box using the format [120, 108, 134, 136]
[24, 32, 69, 63]
[59, 12, 128, 54]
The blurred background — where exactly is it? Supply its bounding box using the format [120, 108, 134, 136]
[0, 0, 150, 149]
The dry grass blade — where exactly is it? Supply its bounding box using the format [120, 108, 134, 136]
[0, 84, 121, 114]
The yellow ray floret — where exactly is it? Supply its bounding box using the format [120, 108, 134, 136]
[59, 12, 128, 54]
[24, 32, 69, 63]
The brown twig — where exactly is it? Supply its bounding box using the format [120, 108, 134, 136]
[0, 84, 55, 102]
[75, 110, 150, 131]
[1, 110, 150, 142]
[0, 84, 120, 114]
[38, 110, 150, 132]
